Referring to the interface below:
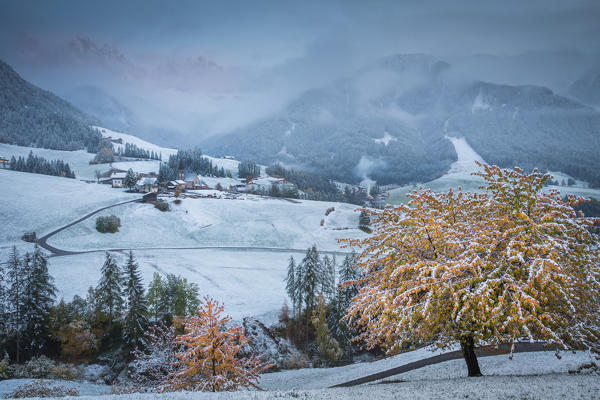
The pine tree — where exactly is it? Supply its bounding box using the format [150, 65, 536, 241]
[123, 251, 149, 352]
[165, 297, 272, 392]
[0, 251, 5, 334]
[299, 245, 322, 314]
[123, 168, 138, 191]
[96, 252, 124, 326]
[147, 273, 166, 322]
[321, 255, 336, 301]
[6, 246, 25, 362]
[22, 246, 56, 355]
[284, 256, 297, 317]
[312, 293, 343, 365]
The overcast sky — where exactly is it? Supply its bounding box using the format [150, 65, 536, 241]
[1, 0, 599, 142]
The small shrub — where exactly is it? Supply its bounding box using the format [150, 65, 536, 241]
[0, 356, 12, 379]
[4, 380, 79, 398]
[283, 353, 309, 370]
[153, 201, 169, 212]
[325, 207, 335, 216]
[51, 364, 78, 381]
[95, 215, 121, 233]
[174, 199, 182, 205]
[21, 356, 55, 379]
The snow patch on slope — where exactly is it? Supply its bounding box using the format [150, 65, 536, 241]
[373, 131, 397, 146]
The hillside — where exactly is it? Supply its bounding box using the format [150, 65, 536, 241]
[0, 59, 101, 151]
[204, 54, 600, 187]
[569, 66, 600, 108]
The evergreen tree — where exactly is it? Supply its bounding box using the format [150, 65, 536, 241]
[6, 246, 25, 362]
[123, 168, 138, 190]
[312, 293, 343, 365]
[321, 255, 336, 302]
[96, 252, 124, 326]
[22, 246, 56, 355]
[284, 256, 297, 317]
[146, 272, 166, 322]
[298, 245, 322, 314]
[123, 251, 149, 352]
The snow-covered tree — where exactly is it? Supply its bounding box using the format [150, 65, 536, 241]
[6, 246, 25, 362]
[123, 251, 148, 352]
[298, 245, 322, 314]
[343, 163, 600, 376]
[284, 256, 297, 317]
[96, 252, 123, 326]
[165, 297, 272, 392]
[128, 323, 178, 392]
[22, 246, 56, 354]
[321, 255, 336, 301]
[123, 168, 137, 190]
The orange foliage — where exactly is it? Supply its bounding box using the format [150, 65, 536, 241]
[164, 297, 272, 392]
[342, 163, 600, 356]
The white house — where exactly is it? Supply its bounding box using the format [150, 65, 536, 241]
[136, 177, 158, 193]
[111, 172, 127, 188]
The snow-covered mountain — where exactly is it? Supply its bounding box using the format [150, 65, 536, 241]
[204, 54, 600, 187]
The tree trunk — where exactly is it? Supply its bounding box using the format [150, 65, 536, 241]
[460, 335, 482, 377]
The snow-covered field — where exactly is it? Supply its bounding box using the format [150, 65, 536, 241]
[1, 166, 363, 321]
[47, 196, 363, 252]
[0, 169, 138, 248]
[388, 136, 600, 204]
[95, 126, 249, 176]
[1, 350, 597, 399]
[0, 143, 98, 180]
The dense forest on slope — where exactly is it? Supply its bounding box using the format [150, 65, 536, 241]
[204, 54, 600, 187]
[0, 60, 101, 151]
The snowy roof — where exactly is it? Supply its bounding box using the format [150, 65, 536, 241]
[175, 180, 186, 184]
[111, 172, 126, 179]
[184, 172, 198, 181]
[137, 177, 157, 185]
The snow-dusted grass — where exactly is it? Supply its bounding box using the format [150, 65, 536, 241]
[48, 248, 298, 322]
[94, 126, 246, 176]
[0, 143, 99, 180]
[94, 126, 178, 159]
[0, 169, 138, 247]
[0, 378, 112, 397]
[47, 196, 364, 252]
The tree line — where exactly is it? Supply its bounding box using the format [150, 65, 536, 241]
[9, 151, 75, 179]
[283, 246, 362, 365]
[0, 248, 199, 366]
[158, 148, 229, 183]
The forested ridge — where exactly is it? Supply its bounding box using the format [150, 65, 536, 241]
[0, 59, 101, 152]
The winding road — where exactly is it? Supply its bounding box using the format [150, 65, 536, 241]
[35, 198, 351, 258]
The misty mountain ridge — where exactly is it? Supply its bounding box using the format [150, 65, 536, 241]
[0, 59, 101, 151]
[203, 53, 600, 187]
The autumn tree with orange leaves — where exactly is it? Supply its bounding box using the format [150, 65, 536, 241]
[342, 163, 600, 376]
[164, 297, 272, 392]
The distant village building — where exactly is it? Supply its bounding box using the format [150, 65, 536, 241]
[136, 177, 158, 193]
[0, 156, 9, 168]
[167, 180, 187, 191]
[111, 172, 127, 188]
[180, 171, 209, 190]
[223, 155, 235, 160]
